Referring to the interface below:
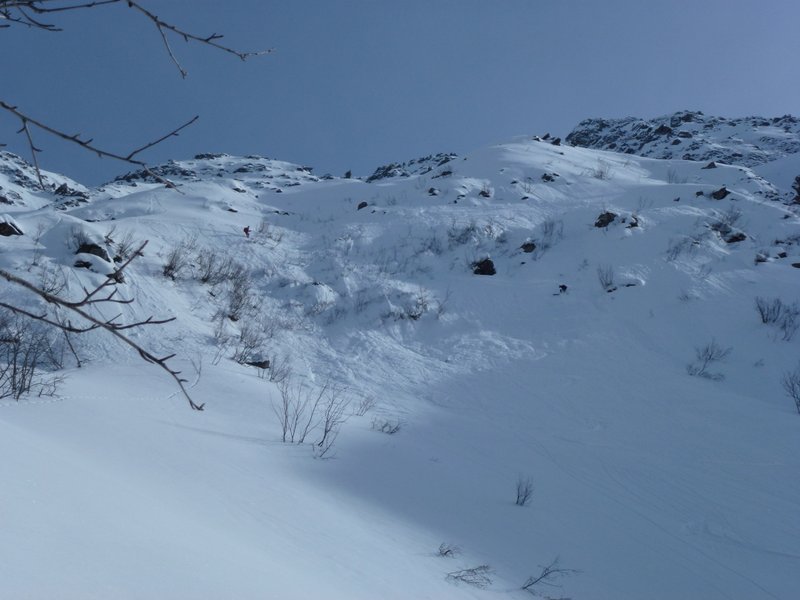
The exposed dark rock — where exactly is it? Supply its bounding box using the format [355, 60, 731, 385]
[695, 191, 705, 197]
[428, 187, 439, 196]
[520, 241, 536, 253]
[53, 183, 89, 199]
[366, 153, 457, 183]
[626, 215, 639, 228]
[73, 260, 93, 270]
[594, 211, 617, 228]
[357, 201, 368, 210]
[565, 111, 800, 168]
[701, 161, 717, 169]
[478, 189, 491, 198]
[792, 263, 800, 269]
[76, 243, 111, 262]
[0, 220, 23, 236]
[472, 258, 496, 275]
[724, 232, 747, 243]
[551, 137, 561, 146]
[711, 186, 731, 200]
[247, 359, 270, 370]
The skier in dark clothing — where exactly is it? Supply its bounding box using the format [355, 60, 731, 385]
[243, 226, 251, 238]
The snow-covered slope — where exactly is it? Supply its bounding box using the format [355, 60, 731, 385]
[1, 132, 799, 599]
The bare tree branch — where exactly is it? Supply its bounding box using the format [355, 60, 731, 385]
[0, 99, 197, 190]
[0, 240, 204, 410]
[17, 117, 45, 189]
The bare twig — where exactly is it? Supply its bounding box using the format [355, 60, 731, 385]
[16, 117, 45, 189]
[522, 557, 580, 594]
[0, 99, 196, 189]
[0, 240, 204, 410]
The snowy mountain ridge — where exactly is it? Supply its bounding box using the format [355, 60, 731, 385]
[1, 115, 800, 600]
[566, 110, 800, 171]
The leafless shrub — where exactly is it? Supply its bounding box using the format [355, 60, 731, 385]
[162, 235, 197, 280]
[709, 207, 744, 238]
[103, 225, 117, 246]
[0, 312, 60, 400]
[114, 230, 137, 262]
[371, 417, 401, 434]
[686, 339, 731, 380]
[271, 377, 349, 456]
[353, 289, 371, 314]
[37, 265, 66, 296]
[666, 167, 688, 184]
[515, 475, 534, 506]
[781, 363, 800, 414]
[597, 264, 616, 292]
[226, 262, 252, 321]
[437, 543, 461, 558]
[268, 353, 292, 384]
[30, 222, 46, 267]
[532, 218, 564, 259]
[272, 378, 325, 443]
[352, 395, 377, 416]
[522, 557, 580, 596]
[230, 321, 265, 364]
[448, 220, 478, 248]
[70, 226, 92, 251]
[436, 287, 453, 319]
[257, 218, 283, 244]
[196, 248, 233, 285]
[2, 240, 204, 410]
[779, 307, 799, 341]
[755, 297, 799, 340]
[589, 159, 613, 180]
[315, 383, 350, 458]
[666, 232, 709, 262]
[446, 565, 493, 589]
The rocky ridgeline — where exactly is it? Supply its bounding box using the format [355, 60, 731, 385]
[0, 150, 89, 208]
[566, 111, 800, 168]
[366, 152, 458, 183]
[111, 153, 322, 192]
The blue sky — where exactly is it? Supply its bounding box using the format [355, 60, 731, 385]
[2, 0, 798, 184]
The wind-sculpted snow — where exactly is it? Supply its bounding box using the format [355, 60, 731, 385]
[1, 126, 799, 600]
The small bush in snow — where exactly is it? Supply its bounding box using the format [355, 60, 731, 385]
[447, 220, 478, 248]
[162, 238, 193, 280]
[352, 395, 377, 416]
[437, 543, 461, 558]
[267, 353, 292, 384]
[272, 378, 349, 457]
[515, 475, 534, 506]
[686, 339, 731, 381]
[589, 159, 613, 180]
[521, 557, 579, 596]
[446, 565, 493, 589]
[597, 264, 616, 292]
[226, 262, 252, 321]
[781, 364, 800, 415]
[196, 249, 234, 285]
[0, 312, 61, 400]
[371, 417, 401, 435]
[755, 297, 800, 341]
[230, 321, 265, 364]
